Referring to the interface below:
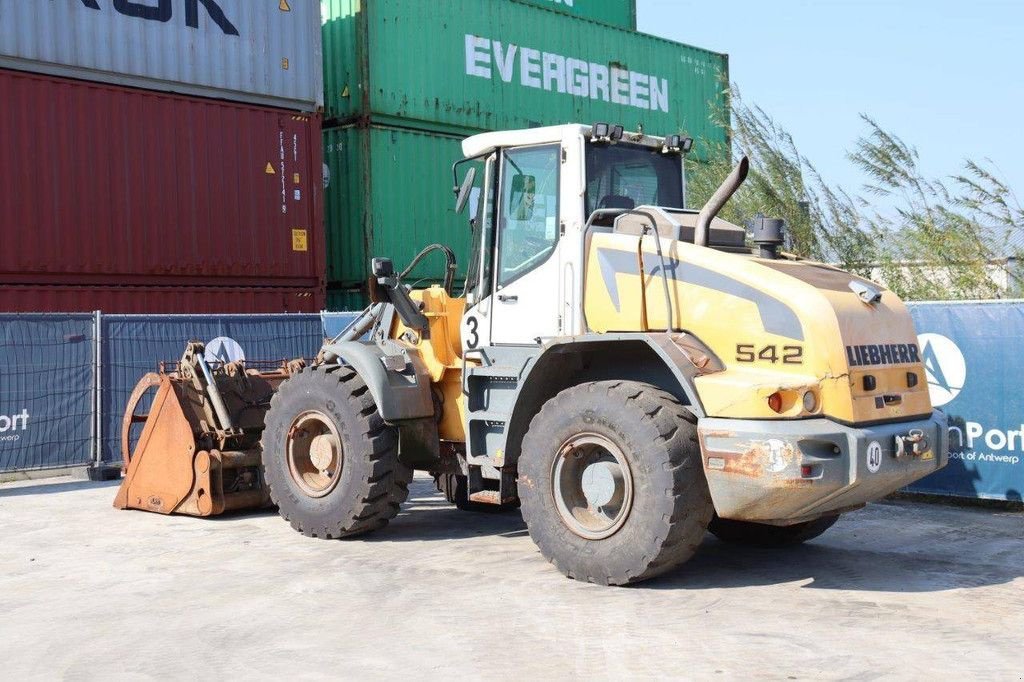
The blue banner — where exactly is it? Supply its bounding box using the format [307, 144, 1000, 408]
[908, 301, 1024, 502]
[322, 312, 361, 338]
[100, 314, 323, 464]
[0, 314, 95, 472]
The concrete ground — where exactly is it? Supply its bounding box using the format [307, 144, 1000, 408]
[1, 475, 1021, 680]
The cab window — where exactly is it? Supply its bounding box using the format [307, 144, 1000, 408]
[497, 144, 560, 288]
[463, 155, 495, 304]
[585, 142, 684, 217]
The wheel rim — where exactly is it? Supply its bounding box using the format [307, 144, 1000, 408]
[551, 433, 634, 540]
[287, 411, 343, 498]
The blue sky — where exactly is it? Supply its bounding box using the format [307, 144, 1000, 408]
[637, 0, 1024, 199]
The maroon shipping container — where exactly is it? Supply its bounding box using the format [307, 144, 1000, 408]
[0, 284, 324, 315]
[0, 68, 325, 291]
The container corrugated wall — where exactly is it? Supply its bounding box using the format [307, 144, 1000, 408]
[322, 0, 728, 156]
[326, 288, 371, 312]
[323, 125, 470, 287]
[0, 0, 322, 111]
[0, 69, 325, 291]
[0, 285, 324, 315]
[511, 0, 636, 29]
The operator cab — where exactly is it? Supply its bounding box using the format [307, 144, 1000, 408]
[452, 123, 747, 345]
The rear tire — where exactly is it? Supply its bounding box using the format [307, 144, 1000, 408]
[518, 380, 713, 586]
[709, 514, 840, 547]
[261, 365, 412, 539]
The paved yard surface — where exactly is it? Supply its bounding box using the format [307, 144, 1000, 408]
[1, 475, 1022, 680]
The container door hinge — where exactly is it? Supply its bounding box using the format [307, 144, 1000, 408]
[561, 147, 568, 163]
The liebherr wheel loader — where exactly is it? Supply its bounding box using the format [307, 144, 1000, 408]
[116, 123, 948, 585]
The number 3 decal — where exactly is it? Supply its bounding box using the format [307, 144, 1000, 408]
[465, 316, 480, 349]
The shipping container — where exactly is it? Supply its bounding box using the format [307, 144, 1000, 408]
[327, 287, 371, 312]
[0, 69, 325, 292]
[0, 285, 324, 315]
[512, 0, 636, 29]
[0, 0, 322, 112]
[323, 124, 473, 287]
[321, 0, 728, 158]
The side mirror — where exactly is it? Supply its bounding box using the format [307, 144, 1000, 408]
[454, 167, 477, 214]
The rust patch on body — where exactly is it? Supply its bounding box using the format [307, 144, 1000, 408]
[704, 438, 800, 479]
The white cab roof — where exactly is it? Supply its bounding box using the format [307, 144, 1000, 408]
[461, 123, 669, 158]
[461, 124, 588, 158]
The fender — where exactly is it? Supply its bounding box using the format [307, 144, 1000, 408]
[500, 332, 724, 465]
[320, 341, 434, 422]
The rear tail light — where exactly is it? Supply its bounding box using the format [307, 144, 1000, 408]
[768, 392, 783, 413]
[863, 375, 877, 391]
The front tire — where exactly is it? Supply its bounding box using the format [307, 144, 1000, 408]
[261, 365, 412, 539]
[518, 381, 713, 586]
[709, 514, 840, 547]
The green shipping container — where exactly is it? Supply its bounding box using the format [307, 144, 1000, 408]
[324, 124, 475, 287]
[513, 0, 636, 29]
[321, 0, 728, 157]
[326, 287, 370, 311]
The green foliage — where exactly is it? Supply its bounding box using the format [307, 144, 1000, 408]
[689, 89, 1023, 300]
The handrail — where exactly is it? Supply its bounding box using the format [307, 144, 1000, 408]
[580, 207, 677, 334]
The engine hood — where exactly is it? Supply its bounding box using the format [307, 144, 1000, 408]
[583, 231, 933, 424]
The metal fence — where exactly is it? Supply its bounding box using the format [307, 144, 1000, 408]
[0, 314, 96, 471]
[321, 312, 361, 338]
[2, 304, 1022, 501]
[98, 315, 324, 463]
[0, 313, 323, 473]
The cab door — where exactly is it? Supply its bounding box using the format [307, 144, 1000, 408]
[488, 144, 563, 345]
[460, 154, 496, 354]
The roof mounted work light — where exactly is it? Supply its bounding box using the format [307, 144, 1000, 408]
[593, 123, 624, 143]
[662, 135, 694, 154]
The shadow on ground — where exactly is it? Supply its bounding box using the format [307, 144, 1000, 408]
[372, 480, 1024, 593]
[0, 479, 120, 498]
[7, 476, 1021, 593]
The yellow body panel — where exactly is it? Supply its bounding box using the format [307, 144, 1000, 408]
[393, 287, 468, 442]
[584, 232, 933, 424]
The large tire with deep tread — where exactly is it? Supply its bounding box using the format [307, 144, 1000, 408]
[709, 514, 840, 548]
[518, 380, 713, 586]
[261, 365, 412, 539]
[434, 473, 520, 513]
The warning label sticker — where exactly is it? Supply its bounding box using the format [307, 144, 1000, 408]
[291, 229, 308, 252]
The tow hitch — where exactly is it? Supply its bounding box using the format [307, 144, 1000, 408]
[895, 429, 930, 459]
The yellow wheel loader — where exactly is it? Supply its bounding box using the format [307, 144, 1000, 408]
[116, 124, 948, 586]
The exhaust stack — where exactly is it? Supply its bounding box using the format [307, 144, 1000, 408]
[695, 156, 749, 247]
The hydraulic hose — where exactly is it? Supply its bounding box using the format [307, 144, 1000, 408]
[400, 244, 458, 294]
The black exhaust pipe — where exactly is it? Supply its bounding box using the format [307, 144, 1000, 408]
[695, 156, 749, 247]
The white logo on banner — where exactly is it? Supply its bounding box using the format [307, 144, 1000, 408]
[0, 409, 29, 444]
[205, 337, 246, 365]
[917, 333, 966, 407]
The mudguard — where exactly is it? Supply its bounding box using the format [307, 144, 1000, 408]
[320, 341, 435, 422]
[495, 332, 724, 468]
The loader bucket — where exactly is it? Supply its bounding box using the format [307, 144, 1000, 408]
[113, 342, 300, 517]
